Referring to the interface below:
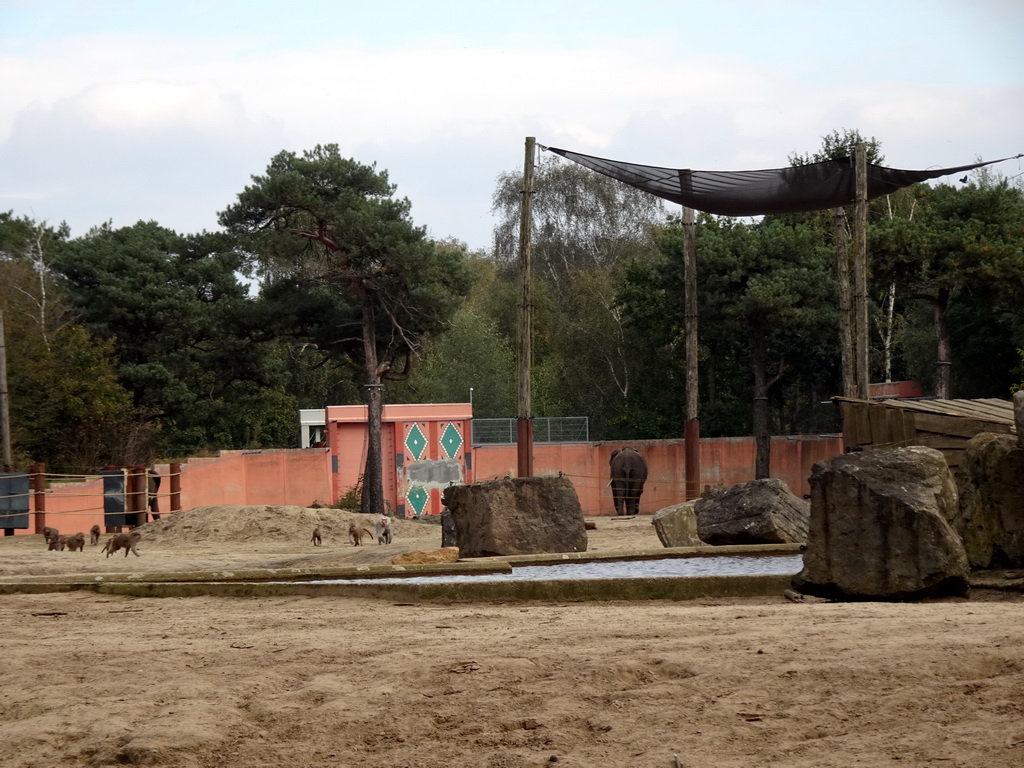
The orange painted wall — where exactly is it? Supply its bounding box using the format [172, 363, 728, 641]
[472, 436, 842, 517]
[9, 450, 333, 537]
[8, 430, 841, 535]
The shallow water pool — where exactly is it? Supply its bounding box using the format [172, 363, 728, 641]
[298, 554, 804, 585]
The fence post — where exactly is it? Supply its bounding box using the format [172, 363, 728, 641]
[32, 462, 46, 534]
[170, 462, 181, 512]
[128, 464, 146, 527]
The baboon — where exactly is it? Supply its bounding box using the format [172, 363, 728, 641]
[90, 524, 102, 546]
[375, 515, 393, 545]
[311, 527, 322, 546]
[65, 532, 86, 552]
[42, 526, 60, 547]
[348, 520, 373, 546]
[102, 530, 142, 558]
[48, 534, 67, 552]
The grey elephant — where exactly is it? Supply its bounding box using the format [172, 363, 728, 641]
[609, 447, 648, 516]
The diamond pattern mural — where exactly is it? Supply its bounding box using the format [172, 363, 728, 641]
[405, 423, 427, 460]
[406, 485, 429, 517]
[440, 422, 463, 459]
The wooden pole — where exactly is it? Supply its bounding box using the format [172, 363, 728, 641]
[853, 143, 870, 400]
[516, 137, 536, 477]
[32, 462, 46, 534]
[833, 207, 856, 398]
[682, 205, 701, 499]
[0, 310, 12, 471]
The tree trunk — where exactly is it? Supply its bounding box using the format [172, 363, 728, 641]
[752, 325, 771, 480]
[933, 285, 952, 399]
[360, 295, 386, 517]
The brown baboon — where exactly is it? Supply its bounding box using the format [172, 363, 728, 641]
[90, 524, 102, 546]
[42, 526, 60, 547]
[65, 532, 86, 552]
[48, 534, 67, 552]
[102, 530, 142, 558]
[348, 521, 373, 546]
[311, 527, 322, 546]
[375, 515, 393, 545]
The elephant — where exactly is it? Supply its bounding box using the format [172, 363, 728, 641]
[609, 447, 648, 516]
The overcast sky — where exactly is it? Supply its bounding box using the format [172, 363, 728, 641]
[2, 0, 1022, 252]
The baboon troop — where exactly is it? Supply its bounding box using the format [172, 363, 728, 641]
[375, 515, 393, 545]
[44, 527, 88, 552]
[348, 520, 374, 546]
[90, 525, 102, 546]
[311, 527, 322, 546]
[102, 530, 142, 558]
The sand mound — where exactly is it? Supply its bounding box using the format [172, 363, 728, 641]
[133, 505, 414, 547]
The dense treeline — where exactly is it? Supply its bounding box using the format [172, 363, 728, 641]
[2, 133, 1022, 475]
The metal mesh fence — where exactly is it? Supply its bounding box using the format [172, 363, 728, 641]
[471, 417, 589, 445]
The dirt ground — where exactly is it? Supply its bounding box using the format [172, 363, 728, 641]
[0, 506, 1022, 767]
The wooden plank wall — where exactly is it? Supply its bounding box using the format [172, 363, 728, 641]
[835, 397, 1014, 470]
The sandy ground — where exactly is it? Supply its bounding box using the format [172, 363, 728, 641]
[0, 506, 1022, 767]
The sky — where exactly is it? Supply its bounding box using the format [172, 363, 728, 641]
[1, 0, 1022, 252]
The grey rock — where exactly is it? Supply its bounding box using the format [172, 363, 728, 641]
[694, 478, 809, 545]
[953, 432, 1024, 569]
[792, 446, 969, 601]
[1014, 390, 1024, 448]
[651, 502, 701, 548]
[441, 475, 587, 558]
[440, 506, 458, 548]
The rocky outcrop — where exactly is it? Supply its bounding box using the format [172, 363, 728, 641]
[1014, 390, 1024, 447]
[694, 478, 809, 545]
[792, 446, 969, 601]
[441, 475, 587, 558]
[651, 502, 701, 548]
[953, 432, 1024, 569]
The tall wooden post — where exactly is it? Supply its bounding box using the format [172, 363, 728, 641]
[516, 137, 536, 477]
[682, 205, 701, 499]
[0, 310, 12, 471]
[853, 142, 870, 399]
[833, 207, 855, 398]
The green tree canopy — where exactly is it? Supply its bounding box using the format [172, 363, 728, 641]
[219, 144, 472, 515]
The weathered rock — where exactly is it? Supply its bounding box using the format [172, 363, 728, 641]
[441, 475, 587, 557]
[792, 446, 969, 601]
[694, 478, 809, 545]
[1014, 390, 1024, 447]
[391, 547, 460, 565]
[651, 502, 701, 548]
[440, 507, 458, 548]
[953, 432, 1024, 569]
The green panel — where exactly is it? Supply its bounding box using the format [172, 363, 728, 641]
[406, 485, 429, 516]
[405, 423, 427, 460]
[440, 422, 463, 459]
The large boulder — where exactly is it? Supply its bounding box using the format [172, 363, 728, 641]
[441, 475, 587, 557]
[694, 478, 809, 545]
[652, 501, 701, 548]
[953, 432, 1024, 569]
[792, 446, 969, 601]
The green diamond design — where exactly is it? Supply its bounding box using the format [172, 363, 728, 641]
[440, 422, 463, 458]
[405, 424, 427, 460]
[407, 485, 429, 516]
